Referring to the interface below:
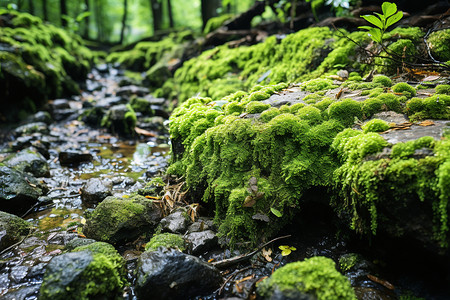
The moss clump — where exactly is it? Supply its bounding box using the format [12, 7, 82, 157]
[257, 256, 356, 300]
[435, 85, 450, 95]
[144, 233, 185, 252]
[392, 82, 417, 97]
[362, 119, 390, 133]
[427, 29, 450, 62]
[203, 14, 233, 34]
[328, 99, 362, 127]
[246, 101, 271, 114]
[391, 136, 435, 159]
[260, 107, 281, 123]
[301, 78, 336, 92]
[372, 75, 392, 87]
[406, 95, 450, 121]
[0, 211, 32, 251]
[339, 253, 361, 272]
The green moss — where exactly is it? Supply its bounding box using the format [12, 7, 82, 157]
[338, 253, 361, 272]
[328, 99, 362, 127]
[436, 84, 450, 95]
[427, 29, 450, 62]
[130, 97, 154, 115]
[257, 256, 356, 300]
[362, 119, 390, 133]
[391, 137, 435, 159]
[203, 14, 233, 34]
[301, 78, 336, 92]
[144, 233, 185, 252]
[372, 75, 392, 87]
[246, 101, 271, 114]
[295, 106, 323, 125]
[392, 82, 416, 97]
[260, 107, 281, 122]
[406, 94, 450, 121]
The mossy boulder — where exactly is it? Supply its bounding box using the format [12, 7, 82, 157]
[83, 195, 161, 244]
[0, 211, 32, 251]
[144, 233, 186, 252]
[427, 29, 450, 62]
[257, 256, 356, 300]
[39, 249, 124, 300]
[101, 104, 137, 136]
[3, 148, 49, 177]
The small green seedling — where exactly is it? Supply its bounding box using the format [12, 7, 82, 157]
[279, 245, 297, 256]
[359, 2, 403, 43]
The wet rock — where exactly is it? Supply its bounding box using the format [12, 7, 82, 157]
[47, 231, 78, 245]
[83, 195, 161, 244]
[65, 237, 97, 251]
[188, 219, 214, 233]
[80, 178, 113, 205]
[10, 265, 29, 283]
[14, 122, 49, 137]
[160, 208, 191, 234]
[0, 211, 32, 251]
[95, 63, 109, 73]
[10, 135, 51, 159]
[39, 251, 124, 300]
[102, 104, 136, 135]
[95, 96, 125, 108]
[143, 95, 167, 106]
[26, 111, 53, 125]
[58, 150, 93, 166]
[0, 165, 46, 215]
[185, 230, 218, 255]
[354, 287, 397, 300]
[1, 285, 40, 300]
[135, 248, 222, 300]
[3, 148, 50, 177]
[50, 99, 71, 110]
[116, 85, 149, 97]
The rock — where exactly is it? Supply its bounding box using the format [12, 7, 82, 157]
[185, 230, 218, 255]
[47, 231, 78, 245]
[58, 150, 93, 166]
[50, 99, 71, 110]
[65, 237, 97, 251]
[0, 164, 46, 215]
[257, 257, 356, 300]
[160, 208, 191, 234]
[1, 285, 40, 300]
[10, 265, 29, 283]
[83, 195, 161, 244]
[80, 178, 112, 206]
[135, 248, 222, 299]
[116, 85, 149, 97]
[144, 233, 186, 252]
[39, 250, 124, 300]
[26, 111, 52, 125]
[102, 104, 137, 135]
[0, 211, 32, 251]
[10, 135, 51, 159]
[95, 96, 124, 108]
[3, 148, 50, 177]
[14, 122, 49, 137]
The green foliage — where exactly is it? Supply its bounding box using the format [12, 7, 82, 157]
[358, 2, 403, 43]
[327, 99, 362, 127]
[301, 78, 337, 92]
[246, 101, 271, 114]
[406, 94, 450, 121]
[372, 75, 392, 87]
[257, 256, 357, 300]
[144, 233, 185, 252]
[436, 85, 450, 95]
[362, 119, 390, 133]
[392, 82, 416, 97]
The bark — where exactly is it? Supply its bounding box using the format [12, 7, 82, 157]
[28, 0, 34, 15]
[60, 0, 67, 27]
[222, 0, 266, 30]
[150, 0, 162, 32]
[83, 0, 90, 38]
[42, 0, 48, 21]
[119, 0, 128, 44]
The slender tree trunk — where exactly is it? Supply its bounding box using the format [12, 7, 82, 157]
[167, 0, 174, 28]
[43, 0, 48, 21]
[149, 0, 162, 32]
[119, 0, 128, 44]
[60, 0, 67, 27]
[28, 0, 34, 14]
[201, 0, 220, 30]
[83, 0, 90, 38]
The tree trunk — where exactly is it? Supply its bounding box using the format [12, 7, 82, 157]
[201, 0, 220, 30]
[83, 0, 90, 38]
[28, 0, 34, 14]
[167, 0, 174, 28]
[149, 0, 162, 32]
[119, 0, 128, 44]
[94, 0, 103, 40]
[60, 0, 67, 27]
[43, 0, 48, 21]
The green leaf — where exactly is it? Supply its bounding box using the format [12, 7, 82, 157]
[270, 207, 282, 217]
[361, 15, 384, 29]
[382, 2, 397, 18]
[281, 249, 291, 256]
[386, 11, 403, 28]
[369, 28, 382, 43]
[358, 26, 374, 31]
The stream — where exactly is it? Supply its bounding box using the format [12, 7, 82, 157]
[0, 64, 449, 300]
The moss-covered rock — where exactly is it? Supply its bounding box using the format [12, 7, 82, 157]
[0, 211, 32, 251]
[257, 256, 356, 300]
[83, 195, 161, 244]
[144, 233, 186, 252]
[427, 29, 450, 62]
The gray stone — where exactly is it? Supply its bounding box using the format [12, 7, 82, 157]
[185, 230, 218, 255]
[116, 85, 149, 97]
[0, 165, 46, 215]
[65, 237, 97, 251]
[160, 208, 191, 234]
[80, 178, 112, 205]
[135, 248, 222, 300]
[4, 148, 49, 177]
[14, 122, 49, 137]
[58, 150, 93, 166]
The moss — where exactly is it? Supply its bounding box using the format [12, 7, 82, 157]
[257, 256, 356, 300]
[362, 98, 383, 118]
[338, 253, 361, 272]
[0, 211, 32, 251]
[246, 101, 271, 114]
[391, 137, 435, 159]
[362, 119, 390, 133]
[301, 78, 336, 92]
[392, 82, 416, 97]
[260, 107, 281, 122]
[406, 94, 450, 121]
[435, 84, 450, 95]
[144, 233, 185, 252]
[327, 99, 362, 127]
[130, 97, 154, 115]
[427, 29, 450, 62]
[203, 14, 233, 34]
[295, 106, 323, 125]
[372, 75, 392, 87]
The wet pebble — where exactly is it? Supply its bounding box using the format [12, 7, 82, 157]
[80, 178, 113, 205]
[58, 150, 93, 166]
[185, 230, 218, 255]
[9, 265, 29, 283]
[160, 208, 191, 234]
